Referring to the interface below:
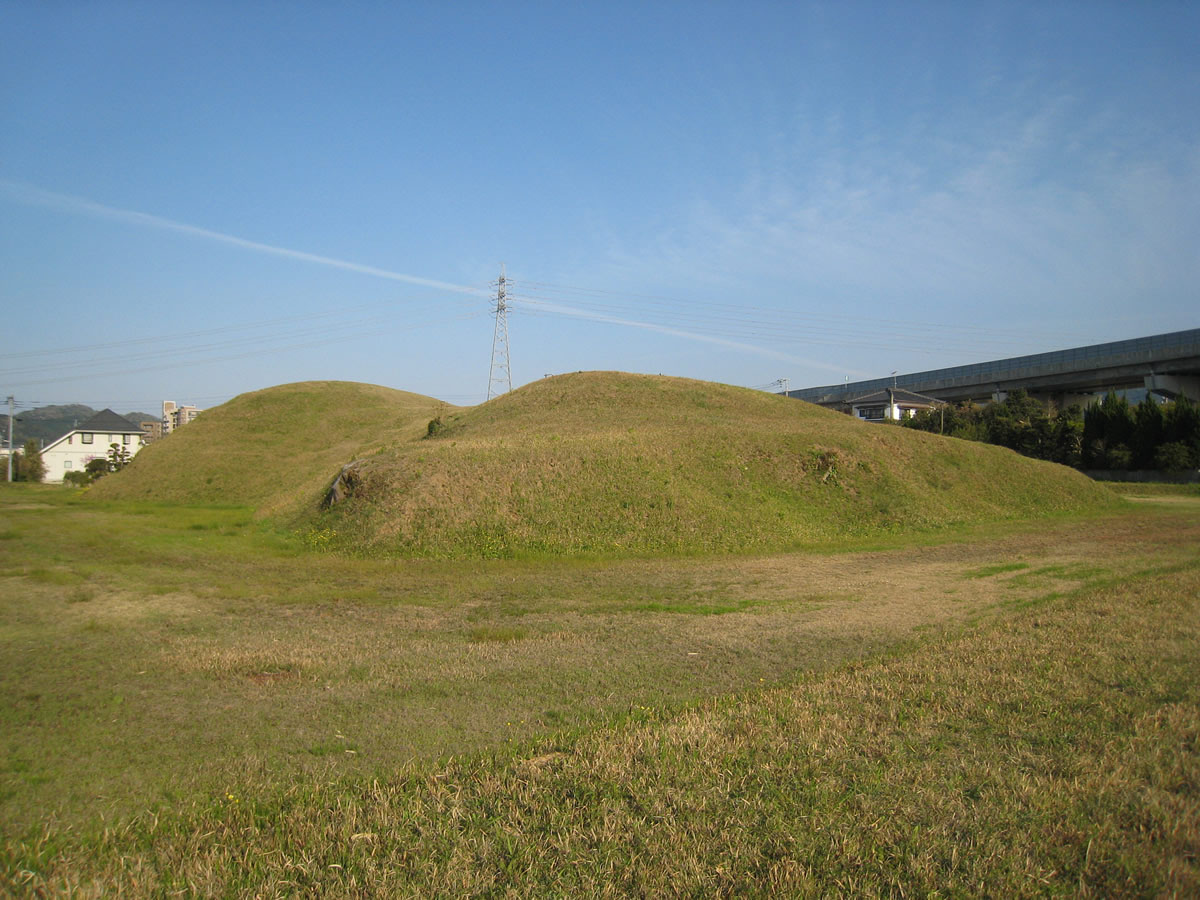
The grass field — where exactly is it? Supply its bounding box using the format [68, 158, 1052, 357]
[1, 483, 1197, 895]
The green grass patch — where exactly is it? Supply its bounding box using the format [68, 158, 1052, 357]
[24, 567, 84, 586]
[1003, 562, 1110, 588]
[963, 561, 1031, 578]
[1102, 481, 1200, 497]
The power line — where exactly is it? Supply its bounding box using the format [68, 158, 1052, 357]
[1, 308, 488, 390]
[1, 300, 397, 361]
[509, 292, 1062, 361]
[508, 278, 1107, 358]
[515, 278, 1092, 344]
[17, 394, 232, 409]
[1, 292, 486, 377]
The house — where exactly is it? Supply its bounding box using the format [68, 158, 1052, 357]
[848, 387, 944, 422]
[39, 409, 146, 483]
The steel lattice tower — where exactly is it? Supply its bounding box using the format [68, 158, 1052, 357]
[487, 265, 512, 400]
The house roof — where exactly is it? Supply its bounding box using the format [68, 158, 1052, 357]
[848, 388, 945, 407]
[77, 409, 140, 433]
[41, 408, 143, 454]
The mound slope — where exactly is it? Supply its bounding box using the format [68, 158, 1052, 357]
[90, 381, 450, 517]
[316, 372, 1117, 557]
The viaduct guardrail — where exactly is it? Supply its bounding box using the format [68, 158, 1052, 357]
[787, 328, 1200, 407]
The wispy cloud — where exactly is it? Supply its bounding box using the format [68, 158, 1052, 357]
[591, 94, 1200, 347]
[1, 180, 828, 369]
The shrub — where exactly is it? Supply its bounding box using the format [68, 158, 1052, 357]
[107, 443, 131, 471]
[20, 439, 46, 483]
[1154, 441, 1196, 472]
[1105, 444, 1133, 471]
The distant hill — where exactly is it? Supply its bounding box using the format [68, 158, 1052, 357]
[88, 382, 450, 517]
[95, 372, 1118, 558]
[2, 405, 156, 449]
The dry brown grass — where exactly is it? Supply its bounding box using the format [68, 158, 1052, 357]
[7, 533, 1197, 896]
[2, 490, 1197, 895]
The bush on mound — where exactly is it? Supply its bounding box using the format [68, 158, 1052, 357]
[312, 372, 1118, 558]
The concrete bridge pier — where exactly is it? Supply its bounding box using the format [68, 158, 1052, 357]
[1144, 373, 1200, 402]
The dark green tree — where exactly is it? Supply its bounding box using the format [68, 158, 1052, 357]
[19, 439, 45, 483]
[977, 391, 1055, 460]
[1162, 396, 1200, 466]
[1154, 442, 1195, 472]
[1049, 405, 1084, 467]
[1131, 397, 1165, 469]
[903, 394, 1082, 467]
[1083, 392, 1136, 469]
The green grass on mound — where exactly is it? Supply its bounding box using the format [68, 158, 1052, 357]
[88, 381, 450, 518]
[314, 372, 1119, 558]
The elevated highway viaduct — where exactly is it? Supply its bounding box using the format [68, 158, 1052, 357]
[787, 328, 1200, 410]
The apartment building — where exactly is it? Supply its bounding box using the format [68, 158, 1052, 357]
[162, 400, 202, 435]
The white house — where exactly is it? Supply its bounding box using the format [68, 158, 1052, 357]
[848, 387, 944, 422]
[39, 409, 146, 483]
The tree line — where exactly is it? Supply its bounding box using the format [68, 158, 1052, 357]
[901, 390, 1200, 471]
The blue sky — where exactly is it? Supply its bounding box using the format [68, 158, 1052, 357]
[2, 1, 1197, 412]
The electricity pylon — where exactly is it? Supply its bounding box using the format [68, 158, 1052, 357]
[487, 264, 512, 400]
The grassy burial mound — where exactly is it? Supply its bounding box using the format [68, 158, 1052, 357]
[88, 381, 450, 518]
[315, 371, 1118, 557]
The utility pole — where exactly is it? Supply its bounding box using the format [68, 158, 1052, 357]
[780, 377, 790, 396]
[487, 264, 512, 401]
[6, 396, 13, 483]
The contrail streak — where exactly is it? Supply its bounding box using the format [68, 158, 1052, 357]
[2, 179, 855, 372]
[0, 180, 489, 296]
[515, 297, 869, 376]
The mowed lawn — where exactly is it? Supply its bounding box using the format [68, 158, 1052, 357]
[1, 484, 1197, 896]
